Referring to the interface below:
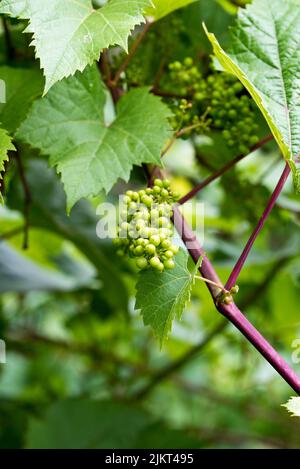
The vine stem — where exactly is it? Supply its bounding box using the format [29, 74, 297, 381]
[225, 162, 291, 290]
[161, 122, 205, 158]
[112, 21, 153, 86]
[172, 205, 300, 394]
[179, 134, 273, 205]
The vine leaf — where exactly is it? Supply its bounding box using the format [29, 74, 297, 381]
[204, 0, 300, 185]
[17, 66, 172, 210]
[146, 0, 196, 20]
[135, 250, 202, 345]
[0, 66, 44, 134]
[282, 397, 300, 417]
[0, 127, 15, 203]
[0, 0, 152, 93]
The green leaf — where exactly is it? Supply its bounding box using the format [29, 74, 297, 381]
[0, 0, 152, 93]
[17, 65, 171, 209]
[146, 0, 197, 20]
[0, 126, 15, 202]
[282, 397, 300, 417]
[0, 66, 44, 134]
[204, 0, 300, 180]
[135, 249, 201, 345]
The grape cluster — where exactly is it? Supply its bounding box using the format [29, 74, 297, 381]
[114, 179, 180, 272]
[166, 58, 259, 154]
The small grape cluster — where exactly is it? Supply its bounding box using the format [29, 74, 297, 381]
[114, 179, 180, 272]
[169, 57, 201, 96]
[166, 58, 259, 154]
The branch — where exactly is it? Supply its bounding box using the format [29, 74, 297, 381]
[179, 134, 273, 205]
[225, 162, 290, 290]
[172, 205, 300, 394]
[13, 150, 31, 249]
[112, 21, 152, 86]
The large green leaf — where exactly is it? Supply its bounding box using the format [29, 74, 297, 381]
[0, 66, 44, 134]
[146, 0, 197, 20]
[204, 0, 300, 181]
[0, 0, 152, 93]
[17, 65, 171, 209]
[0, 127, 15, 202]
[135, 249, 201, 345]
[282, 397, 300, 417]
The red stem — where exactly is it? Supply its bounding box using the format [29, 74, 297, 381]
[225, 162, 291, 290]
[173, 206, 300, 394]
[179, 135, 273, 205]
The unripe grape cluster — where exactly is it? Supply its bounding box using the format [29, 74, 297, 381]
[113, 179, 180, 272]
[167, 58, 259, 154]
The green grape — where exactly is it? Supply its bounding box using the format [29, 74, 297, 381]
[146, 244, 156, 255]
[136, 258, 148, 269]
[164, 250, 174, 259]
[150, 234, 161, 246]
[164, 259, 175, 270]
[161, 239, 171, 249]
[150, 256, 161, 269]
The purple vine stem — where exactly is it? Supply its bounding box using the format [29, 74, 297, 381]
[225, 162, 291, 291]
[173, 205, 300, 394]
